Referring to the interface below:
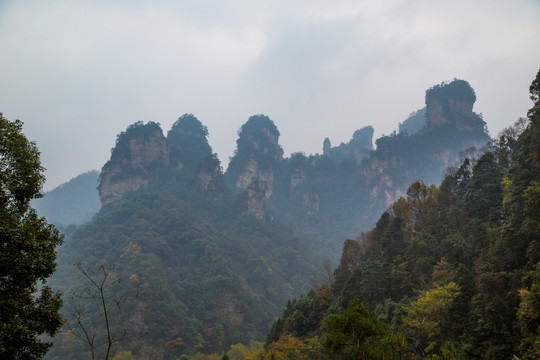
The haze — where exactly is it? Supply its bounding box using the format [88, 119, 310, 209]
[1, 0, 539, 191]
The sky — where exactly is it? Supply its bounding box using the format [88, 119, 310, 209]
[1, 0, 539, 191]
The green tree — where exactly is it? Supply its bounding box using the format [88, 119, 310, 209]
[517, 263, 540, 359]
[402, 282, 460, 357]
[324, 299, 404, 359]
[0, 114, 63, 358]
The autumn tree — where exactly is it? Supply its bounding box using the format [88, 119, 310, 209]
[402, 282, 460, 357]
[0, 114, 64, 358]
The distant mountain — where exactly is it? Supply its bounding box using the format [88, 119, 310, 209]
[32, 170, 100, 228]
[46, 79, 492, 359]
[225, 79, 490, 255]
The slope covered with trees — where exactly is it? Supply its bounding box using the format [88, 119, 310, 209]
[260, 70, 540, 359]
[45, 116, 316, 360]
[43, 79, 495, 359]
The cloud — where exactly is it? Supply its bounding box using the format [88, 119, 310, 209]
[0, 0, 539, 189]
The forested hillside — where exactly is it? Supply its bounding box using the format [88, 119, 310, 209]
[259, 70, 540, 360]
[44, 79, 495, 359]
[46, 116, 316, 359]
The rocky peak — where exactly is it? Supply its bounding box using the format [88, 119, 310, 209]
[167, 114, 212, 170]
[351, 126, 374, 151]
[226, 115, 283, 197]
[98, 115, 221, 206]
[98, 122, 169, 205]
[326, 126, 374, 163]
[425, 79, 485, 132]
[323, 138, 331, 156]
[111, 121, 169, 169]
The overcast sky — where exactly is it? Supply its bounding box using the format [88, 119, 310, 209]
[1, 0, 539, 191]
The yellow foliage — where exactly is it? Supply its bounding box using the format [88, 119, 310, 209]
[267, 335, 304, 360]
[431, 258, 455, 285]
[227, 343, 249, 360]
[403, 282, 461, 338]
[187, 353, 222, 360]
[121, 242, 142, 259]
[266, 335, 324, 360]
[243, 347, 266, 360]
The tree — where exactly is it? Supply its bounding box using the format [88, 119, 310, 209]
[517, 263, 540, 359]
[402, 282, 460, 357]
[0, 114, 64, 358]
[66, 263, 141, 360]
[324, 299, 404, 359]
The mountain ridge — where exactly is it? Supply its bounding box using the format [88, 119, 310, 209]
[45, 78, 492, 359]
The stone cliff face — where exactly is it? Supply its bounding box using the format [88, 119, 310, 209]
[99, 115, 218, 205]
[226, 115, 283, 218]
[363, 79, 489, 208]
[245, 181, 266, 220]
[425, 79, 486, 133]
[99, 122, 169, 205]
[234, 158, 274, 198]
[96, 79, 491, 254]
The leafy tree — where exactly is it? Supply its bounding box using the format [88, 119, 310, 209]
[402, 282, 460, 357]
[0, 114, 64, 359]
[333, 239, 363, 296]
[324, 299, 400, 360]
[267, 334, 325, 360]
[464, 152, 503, 223]
[517, 263, 540, 359]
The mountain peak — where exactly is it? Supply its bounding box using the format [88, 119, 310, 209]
[425, 79, 486, 132]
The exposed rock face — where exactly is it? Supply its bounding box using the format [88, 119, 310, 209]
[425, 79, 485, 133]
[426, 98, 477, 130]
[302, 192, 320, 215]
[290, 167, 306, 192]
[361, 79, 490, 208]
[245, 181, 266, 219]
[99, 122, 169, 205]
[197, 155, 224, 194]
[99, 115, 218, 205]
[235, 158, 259, 190]
[99, 175, 150, 206]
[227, 115, 283, 200]
[351, 126, 374, 151]
[96, 79, 491, 256]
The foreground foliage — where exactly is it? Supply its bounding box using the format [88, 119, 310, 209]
[0, 114, 63, 359]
